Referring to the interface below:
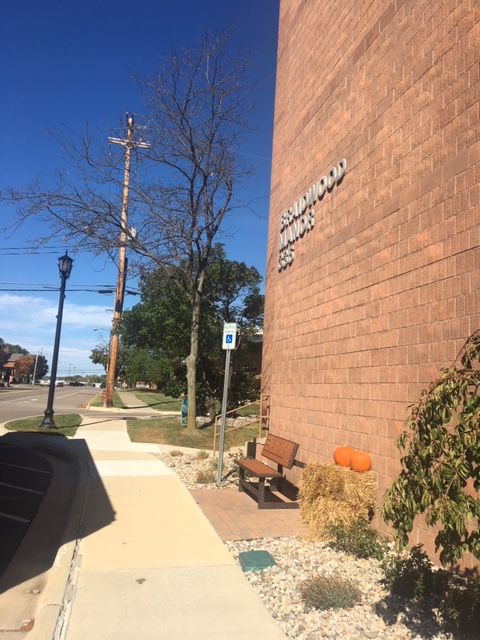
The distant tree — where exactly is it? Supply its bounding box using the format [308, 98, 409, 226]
[121, 245, 263, 417]
[1, 29, 255, 430]
[121, 348, 173, 389]
[4, 343, 28, 356]
[89, 342, 172, 389]
[33, 355, 48, 380]
[0, 337, 9, 370]
[90, 345, 110, 372]
[14, 355, 38, 382]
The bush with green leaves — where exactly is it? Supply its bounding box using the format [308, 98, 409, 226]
[381, 545, 449, 599]
[440, 574, 480, 638]
[300, 573, 361, 610]
[381, 545, 480, 637]
[326, 518, 388, 561]
[382, 330, 480, 566]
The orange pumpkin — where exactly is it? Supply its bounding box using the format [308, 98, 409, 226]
[350, 451, 371, 472]
[333, 446, 353, 467]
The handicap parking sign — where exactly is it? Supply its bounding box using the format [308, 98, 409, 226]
[222, 323, 237, 350]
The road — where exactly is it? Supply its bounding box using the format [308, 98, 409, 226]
[0, 384, 97, 424]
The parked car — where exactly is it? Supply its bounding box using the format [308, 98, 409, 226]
[56, 382, 64, 387]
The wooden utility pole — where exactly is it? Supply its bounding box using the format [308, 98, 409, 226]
[105, 114, 149, 407]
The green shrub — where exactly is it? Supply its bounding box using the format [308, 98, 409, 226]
[381, 545, 449, 599]
[382, 330, 480, 567]
[300, 573, 361, 610]
[169, 449, 184, 457]
[327, 518, 388, 560]
[196, 449, 209, 460]
[440, 575, 480, 638]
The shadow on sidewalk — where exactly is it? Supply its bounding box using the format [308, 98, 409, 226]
[0, 431, 115, 596]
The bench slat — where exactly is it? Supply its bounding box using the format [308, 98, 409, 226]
[261, 434, 298, 469]
[234, 458, 282, 479]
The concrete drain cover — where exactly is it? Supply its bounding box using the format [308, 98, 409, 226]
[238, 550, 276, 572]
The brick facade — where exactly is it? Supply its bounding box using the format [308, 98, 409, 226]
[263, 0, 479, 561]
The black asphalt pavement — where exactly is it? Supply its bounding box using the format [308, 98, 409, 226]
[0, 442, 52, 578]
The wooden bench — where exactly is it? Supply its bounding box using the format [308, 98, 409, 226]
[234, 433, 299, 509]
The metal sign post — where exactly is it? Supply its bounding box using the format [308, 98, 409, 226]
[216, 323, 237, 485]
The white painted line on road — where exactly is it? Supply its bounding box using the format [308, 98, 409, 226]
[0, 481, 44, 495]
[0, 461, 51, 474]
[0, 511, 30, 523]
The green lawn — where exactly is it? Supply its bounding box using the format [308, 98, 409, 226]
[4, 414, 263, 450]
[89, 390, 125, 408]
[4, 414, 82, 437]
[127, 390, 260, 417]
[233, 403, 259, 417]
[127, 417, 264, 451]
[127, 390, 183, 412]
[4, 392, 263, 451]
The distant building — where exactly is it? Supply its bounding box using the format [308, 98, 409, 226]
[2, 353, 24, 383]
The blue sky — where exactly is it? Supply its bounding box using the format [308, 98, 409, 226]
[0, 0, 279, 378]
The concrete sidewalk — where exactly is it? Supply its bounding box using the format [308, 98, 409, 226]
[93, 389, 180, 417]
[3, 417, 287, 640]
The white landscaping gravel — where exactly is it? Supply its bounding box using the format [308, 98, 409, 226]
[226, 538, 454, 640]
[155, 449, 457, 640]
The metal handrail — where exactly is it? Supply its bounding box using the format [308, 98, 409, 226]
[212, 393, 271, 456]
[212, 400, 262, 456]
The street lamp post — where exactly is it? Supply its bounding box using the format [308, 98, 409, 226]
[40, 253, 74, 429]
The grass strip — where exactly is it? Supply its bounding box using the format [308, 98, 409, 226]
[127, 417, 263, 451]
[4, 414, 82, 437]
[89, 391, 125, 408]
[127, 390, 183, 412]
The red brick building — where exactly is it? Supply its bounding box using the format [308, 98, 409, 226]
[263, 0, 479, 560]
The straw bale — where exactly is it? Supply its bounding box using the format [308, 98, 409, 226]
[298, 463, 376, 539]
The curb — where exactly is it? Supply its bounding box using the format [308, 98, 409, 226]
[31, 443, 90, 640]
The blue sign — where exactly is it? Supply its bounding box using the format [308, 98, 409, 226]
[181, 397, 188, 426]
[222, 322, 237, 350]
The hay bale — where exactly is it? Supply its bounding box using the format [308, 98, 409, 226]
[298, 463, 376, 539]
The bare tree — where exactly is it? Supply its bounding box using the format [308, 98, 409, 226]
[2, 29, 254, 430]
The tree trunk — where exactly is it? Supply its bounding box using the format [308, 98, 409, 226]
[185, 288, 202, 431]
[206, 396, 217, 427]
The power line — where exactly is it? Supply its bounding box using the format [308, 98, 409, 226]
[0, 283, 139, 294]
[0, 282, 116, 286]
[0, 246, 68, 250]
[0, 251, 67, 256]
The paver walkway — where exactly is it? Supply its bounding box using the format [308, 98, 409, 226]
[190, 488, 309, 541]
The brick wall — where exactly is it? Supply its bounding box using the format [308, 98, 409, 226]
[263, 0, 480, 560]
